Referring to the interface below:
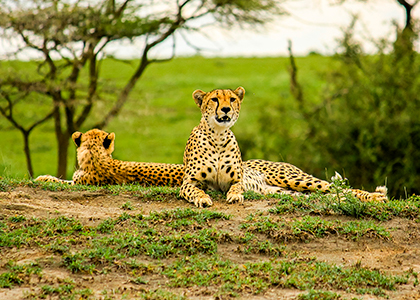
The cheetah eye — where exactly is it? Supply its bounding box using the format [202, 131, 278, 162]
[230, 97, 236, 102]
[211, 97, 218, 102]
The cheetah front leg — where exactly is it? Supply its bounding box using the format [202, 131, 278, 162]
[226, 182, 244, 204]
[35, 175, 73, 184]
[180, 180, 213, 208]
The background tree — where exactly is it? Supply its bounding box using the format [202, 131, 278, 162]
[0, 0, 285, 179]
[294, 0, 420, 197]
[0, 89, 53, 178]
[249, 7, 420, 197]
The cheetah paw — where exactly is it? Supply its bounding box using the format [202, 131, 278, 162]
[35, 175, 58, 182]
[375, 186, 388, 196]
[35, 175, 72, 184]
[194, 195, 213, 208]
[227, 194, 244, 204]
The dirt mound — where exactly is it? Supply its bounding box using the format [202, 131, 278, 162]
[1, 186, 419, 299]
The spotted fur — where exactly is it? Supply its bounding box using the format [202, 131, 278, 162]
[242, 159, 387, 202]
[179, 87, 245, 207]
[35, 129, 184, 186]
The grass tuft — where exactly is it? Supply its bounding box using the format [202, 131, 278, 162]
[269, 193, 420, 221]
[241, 215, 390, 241]
[0, 261, 42, 288]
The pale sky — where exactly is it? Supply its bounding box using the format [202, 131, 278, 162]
[1, 0, 418, 59]
[119, 0, 418, 58]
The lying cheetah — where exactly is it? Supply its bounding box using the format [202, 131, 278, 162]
[35, 129, 184, 186]
[179, 87, 387, 207]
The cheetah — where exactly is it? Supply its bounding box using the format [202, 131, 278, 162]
[179, 87, 387, 207]
[35, 129, 184, 186]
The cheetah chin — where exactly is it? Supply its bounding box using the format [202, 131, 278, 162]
[216, 115, 231, 123]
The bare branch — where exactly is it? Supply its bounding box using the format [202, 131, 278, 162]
[150, 35, 176, 63]
[397, 0, 414, 29]
[115, 0, 131, 18]
[0, 90, 19, 127]
[0, 89, 53, 133]
[288, 40, 305, 115]
[94, 1, 189, 129]
[178, 28, 215, 54]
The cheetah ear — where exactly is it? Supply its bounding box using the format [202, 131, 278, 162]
[193, 90, 206, 108]
[72, 132, 83, 147]
[103, 132, 115, 150]
[234, 87, 245, 101]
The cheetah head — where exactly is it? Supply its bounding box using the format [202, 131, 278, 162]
[193, 87, 245, 130]
[72, 129, 116, 159]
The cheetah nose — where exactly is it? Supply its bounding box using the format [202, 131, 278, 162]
[221, 107, 230, 114]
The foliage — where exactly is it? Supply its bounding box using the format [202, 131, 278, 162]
[251, 20, 420, 198]
[308, 22, 420, 198]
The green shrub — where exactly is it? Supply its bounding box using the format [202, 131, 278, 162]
[251, 20, 420, 198]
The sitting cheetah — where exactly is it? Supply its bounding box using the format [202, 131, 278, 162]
[179, 87, 387, 207]
[35, 129, 184, 186]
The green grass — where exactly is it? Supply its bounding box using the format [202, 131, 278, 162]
[26, 278, 94, 299]
[0, 177, 181, 196]
[2, 178, 419, 223]
[241, 215, 390, 241]
[0, 261, 42, 288]
[297, 290, 343, 300]
[0, 56, 334, 180]
[1, 205, 389, 274]
[269, 193, 420, 221]
[0, 208, 232, 270]
[138, 289, 187, 300]
[1, 194, 417, 298]
[164, 255, 408, 298]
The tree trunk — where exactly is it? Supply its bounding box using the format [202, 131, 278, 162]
[56, 131, 70, 179]
[396, 0, 416, 30]
[52, 102, 71, 179]
[22, 131, 33, 178]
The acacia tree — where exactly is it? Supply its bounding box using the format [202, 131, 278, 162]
[0, 0, 285, 179]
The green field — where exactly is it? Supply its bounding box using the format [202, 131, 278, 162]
[0, 55, 334, 180]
